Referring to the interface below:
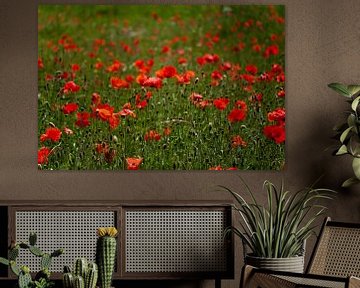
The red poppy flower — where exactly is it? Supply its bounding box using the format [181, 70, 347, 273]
[143, 77, 162, 89]
[62, 103, 79, 114]
[40, 127, 62, 142]
[209, 166, 223, 170]
[189, 92, 203, 104]
[231, 135, 247, 148]
[211, 70, 223, 80]
[126, 157, 143, 170]
[71, 63, 80, 72]
[163, 127, 171, 136]
[213, 98, 230, 110]
[106, 60, 123, 73]
[144, 130, 161, 141]
[178, 57, 187, 64]
[63, 81, 80, 94]
[264, 44, 279, 58]
[110, 77, 130, 89]
[38, 57, 44, 69]
[235, 100, 248, 112]
[252, 44, 262, 52]
[175, 70, 195, 85]
[228, 109, 247, 123]
[241, 74, 256, 84]
[135, 94, 148, 109]
[221, 62, 232, 71]
[108, 115, 120, 130]
[198, 100, 211, 109]
[145, 91, 153, 99]
[271, 64, 283, 75]
[156, 66, 177, 79]
[258, 72, 274, 82]
[249, 93, 263, 102]
[119, 108, 136, 118]
[95, 104, 114, 121]
[196, 56, 206, 66]
[263, 124, 285, 144]
[63, 127, 74, 135]
[125, 75, 135, 83]
[226, 167, 238, 170]
[268, 108, 285, 123]
[96, 142, 109, 154]
[95, 61, 103, 70]
[277, 90, 285, 98]
[276, 73, 285, 83]
[75, 112, 91, 127]
[92, 93, 101, 105]
[161, 45, 170, 54]
[38, 147, 51, 165]
[245, 64, 258, 75]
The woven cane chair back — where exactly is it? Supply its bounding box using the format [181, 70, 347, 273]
[308, 219, 360, 278]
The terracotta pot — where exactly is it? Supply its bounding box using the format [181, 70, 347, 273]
[245, 254, 305, 273]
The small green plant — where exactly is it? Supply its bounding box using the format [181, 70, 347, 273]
[0, 232, 63, 288]
[222, 179, 334, 258]
[328, 83, 360, 187]
[62, 258, 98, 288]
[96, 227, 118, 288]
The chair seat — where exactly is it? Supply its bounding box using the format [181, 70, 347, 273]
[277, 274, 346, 288]
[241, 218, 360, 288]
[243, 266, 360, 288]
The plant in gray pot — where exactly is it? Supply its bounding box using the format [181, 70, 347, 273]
[222, 179, 334, 273]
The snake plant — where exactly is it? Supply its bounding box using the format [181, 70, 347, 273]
[222, 179, 335, 258]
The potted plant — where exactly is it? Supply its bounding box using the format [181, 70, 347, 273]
[222, 179, 334, 273]
[328, 83, 360, 187]
[0, 232, 63, 288]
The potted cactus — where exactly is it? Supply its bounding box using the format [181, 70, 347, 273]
[0, 232, 63, 288]
[62, 258, 98, 288]
[96, 227, 118, 288]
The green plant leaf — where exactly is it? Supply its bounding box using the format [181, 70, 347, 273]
[340, 126, 353, 143]
[348, 85, 360, 97]
[348, 135, 360, 156]
[342, 177, 360, 188]
[352, 157, 360, 179]
[351, 96, 360, 111]
[328, 83, 352, 97]
[347, 114, 356, 128]
[0, 257, 9, 266]
[336, 145, 348, 155]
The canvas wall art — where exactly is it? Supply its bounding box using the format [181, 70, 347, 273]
[38, 5, 285, 170]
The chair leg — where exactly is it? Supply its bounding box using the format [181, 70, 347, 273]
[215, 278, 221, 288]
[240, 265, 255, 288]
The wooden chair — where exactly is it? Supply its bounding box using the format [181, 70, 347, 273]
[241, 217, 360, 288]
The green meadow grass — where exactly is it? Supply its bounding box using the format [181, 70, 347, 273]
[38, 5, 285, 170]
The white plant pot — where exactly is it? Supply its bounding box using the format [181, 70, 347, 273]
[245, 254, 305, 273]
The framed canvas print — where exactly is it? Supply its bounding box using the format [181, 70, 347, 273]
[38, 5, 285, 170]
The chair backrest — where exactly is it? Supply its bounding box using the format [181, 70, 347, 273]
[307, 217, 360, 277]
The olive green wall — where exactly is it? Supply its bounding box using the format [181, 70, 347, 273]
[1, 0, 360, 287]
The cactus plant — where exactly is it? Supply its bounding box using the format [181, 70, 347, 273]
[85, 262, 98, 288]
[96, 227, 118, 288]
[74, 258, 88, 279]
[62, 259, 98, 288]
[0, 232, 63, 288]
[73, 275, 85, 288]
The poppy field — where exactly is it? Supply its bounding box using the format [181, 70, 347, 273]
[38, 5, 285, 170]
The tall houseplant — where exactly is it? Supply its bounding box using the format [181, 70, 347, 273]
[328, 83, 360, 187]
[222, 179, 334, 272]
